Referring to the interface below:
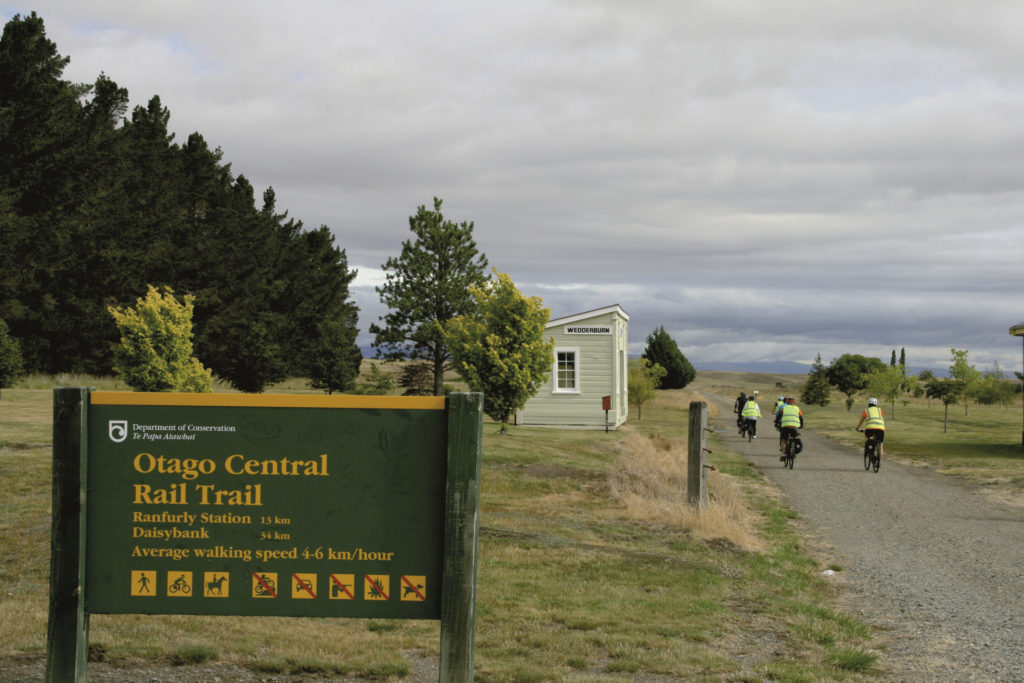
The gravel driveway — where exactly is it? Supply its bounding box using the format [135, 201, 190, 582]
[710, 396, 1024, 682]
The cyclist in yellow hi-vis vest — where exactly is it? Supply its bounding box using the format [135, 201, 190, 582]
[856, 397, 886, 459]
[774, 397, 803, 459]
[741, 396, 761, 438]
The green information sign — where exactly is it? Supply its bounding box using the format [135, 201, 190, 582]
[85, 392, 449, 619]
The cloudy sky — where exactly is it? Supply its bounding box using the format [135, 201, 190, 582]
[6, 1, 1022, 372]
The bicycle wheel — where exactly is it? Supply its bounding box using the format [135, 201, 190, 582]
[864, 443, 872, 471]
[785, 440, 795, 469]
[872, 450, 880, 473]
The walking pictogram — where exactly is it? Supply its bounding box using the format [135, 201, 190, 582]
[167, 571, 192, 597]
[329, 573, 355, 600]
[400, 575, 426, 602]
[252, 572, 278, 598]
[364, 574, 389, 601]
[291, 573, 317, 599]
[131, 570, 156, 596]
[203, 572, 229, 598]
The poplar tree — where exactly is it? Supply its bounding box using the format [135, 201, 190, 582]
[371, 198, 488, 395]
[447, 272, 554, 433]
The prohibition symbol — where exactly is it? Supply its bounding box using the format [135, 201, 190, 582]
[364, 574, 389, 601]
[329, 573, 355, 600]
[252, 572, 278, 598]
[400, 575, 426, 602]
[131, 570, 156, 596]
[292, 573, 317, 599]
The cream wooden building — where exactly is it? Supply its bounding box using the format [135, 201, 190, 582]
[516, 305, 629, 429]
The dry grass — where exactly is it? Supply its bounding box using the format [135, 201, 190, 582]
[607, 432, 762, 551]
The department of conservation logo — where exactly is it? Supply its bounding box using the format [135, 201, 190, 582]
[108, 420, 128, 443]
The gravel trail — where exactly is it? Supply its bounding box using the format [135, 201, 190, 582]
[709, 395, 1024, 682]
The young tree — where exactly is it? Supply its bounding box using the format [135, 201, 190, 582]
[801, 353, 831, 407]
[107, 285, 212, 392]
[975, 362, 1017, 407]
[928, 378, 965, 433]
[371, 198, 488, 395]
[0, 318, 24, 399]
[447, 272, 554, 434]
[949, 348, 981, 416]
[357, 362, 396, 395]
[396, 363, 434, 396]
[641, 326, 695, 390]
[865, 365, 904, 419]
[827, 354, 887, 410]
[628, 357, 666, 421]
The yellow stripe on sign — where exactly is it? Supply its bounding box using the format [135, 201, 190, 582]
[89, 392, 445, 410]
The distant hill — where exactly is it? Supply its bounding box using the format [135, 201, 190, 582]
[694, 361, 811, 374]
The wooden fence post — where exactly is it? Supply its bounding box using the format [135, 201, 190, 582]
[687, 401, 708, 509]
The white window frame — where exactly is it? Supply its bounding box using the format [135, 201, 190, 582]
[553, 347, 581, 394]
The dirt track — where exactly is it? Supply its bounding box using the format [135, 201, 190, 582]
[707, 393, 1024, 682]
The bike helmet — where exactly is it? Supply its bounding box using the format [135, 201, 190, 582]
[868, 397, 878, 406]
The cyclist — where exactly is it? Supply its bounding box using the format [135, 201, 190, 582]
[771, 396, 785, 431]
[741, 394, 761, 438]
[856, 397, 885, 459]
[734, 392, 747, 433]
[774, 397, 803, 460]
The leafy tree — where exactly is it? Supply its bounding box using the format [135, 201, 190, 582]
[927, 378, 965, 433]
[975, 362, 1016, 407]
[949, 349, 981, 416]
[447, 272, 554, 434]
[0, 318, 24, 398]
[827, 354, 887, 409]
[628, 357, 666, 421]
[917, 369, 934, 402]
[801, 353, 831, 407]
[107, 285, 212, 392]
[865, 365, 904, 418]
[371, 198, 489, 396]
[641, 326, 695, 390]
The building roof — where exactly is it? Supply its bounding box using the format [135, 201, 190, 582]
[547, 304, 629, 328]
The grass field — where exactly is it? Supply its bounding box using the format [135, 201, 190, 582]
[693, 371, 1024, 504]
[3, 369, 1019, 680]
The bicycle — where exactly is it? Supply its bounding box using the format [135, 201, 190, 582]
[744, 418, 755, 442]
[858, 429, 881, 472]
[781, 430, 801, 469]
[168, 576, 191, 594]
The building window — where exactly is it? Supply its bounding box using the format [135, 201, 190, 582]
[554, 348, 579, 393]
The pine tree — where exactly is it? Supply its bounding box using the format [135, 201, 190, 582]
[801, 354, 831, 406]
[371, 198, 488, 395]
[641, 326, 695, 390]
